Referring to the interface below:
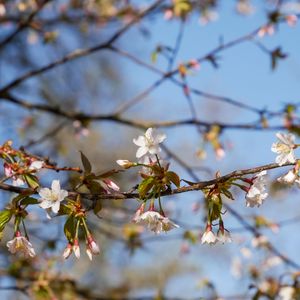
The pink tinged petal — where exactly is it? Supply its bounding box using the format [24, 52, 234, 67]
[51, 201, 61, 214]
[4, 164, 12, 177]
[51, 180, 61, 193]
[136, 146, 148, 158]
[39, 199, 53, 209]
[63, 244, 72, 259]
[133, 136, 146, 147]
[103, 179, 120, 191]
[38, 188, 51, 200]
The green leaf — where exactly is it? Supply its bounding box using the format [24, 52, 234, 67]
[0, 210, 12, 236]
[88, 180, 104, 194]
[95, 169, 123, 178]
[221, 188, 234, 200]
[64, 215, 76, 242]
[93, 200, 102, 215]
[166, 171, 180, 188]
[80, 151, 92, 174]
[20, 197, 39, 206]
[138, 177, 155, 199]
[11, 192, 34, 207]
[24, 174, 40, 189]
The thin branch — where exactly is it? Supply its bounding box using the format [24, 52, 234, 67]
[0, 0, 51, 49]
[0, 92, 290, 132]
[0, 0, 164, 93]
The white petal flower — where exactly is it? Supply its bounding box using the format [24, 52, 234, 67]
[134, 211, 179, 234]
[251, 235, 269, 248]
[7, 232, 36, 258]
[38, 180, 68, 214]
[217, 229, 232, 244]
[133, 128, 166, 158]
[4, 163, 25, 186]
[246, 171, 268, 207]
[271, 132, 296, 166]
[12, 177, 25, 187]
[29, 160, 44, 170]
[201, 227, 217, 245]
[277, 169, 297, 184]
[279, 286, 296, 300]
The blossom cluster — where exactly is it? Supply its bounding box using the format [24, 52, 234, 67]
[1, 129, 300, 259]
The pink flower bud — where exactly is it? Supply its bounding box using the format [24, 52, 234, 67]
[86, 248, 93, 261]
[73, 239, 80, 259]
[63, 243, 73, 259]
[87, 235, 100, 255]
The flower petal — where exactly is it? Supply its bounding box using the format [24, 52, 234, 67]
[133, 136, 145, 147]
[51, 180, 61, 193]
[136, 146, 148, 158]
[51, 201, 61, 214]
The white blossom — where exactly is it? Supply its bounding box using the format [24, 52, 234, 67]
[263, 256, 282, 270]
[133, 128, 166, 158]
[286, 14, 298, 27]
[271, 132, 296, 166]
[236, 0, 255, 15]
[199, 10, 218, 25]
[257, 24, 275, 37]
[217, 229, 232, 244]
[246, 171, 268, 207]
[277, 169, 297, 184]
[279, 286, 296, 300]
[7, 232, 36, 258]
[251, 235, 269, 248]
[134, 211, 179, 234]
[38, 180, 68, 214]
[201, 227, 217, 245]
[29, 160, 44, 170]
[4, 163, 25, 186]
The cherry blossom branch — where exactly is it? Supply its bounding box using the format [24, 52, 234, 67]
[0, 160, 295, 199]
